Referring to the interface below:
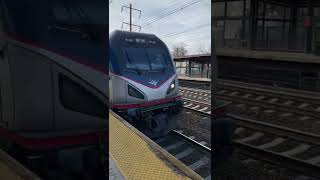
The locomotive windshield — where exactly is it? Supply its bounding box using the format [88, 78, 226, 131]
[124, 47, 173, 72]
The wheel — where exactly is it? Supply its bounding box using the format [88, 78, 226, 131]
[144, 112, 177, 138]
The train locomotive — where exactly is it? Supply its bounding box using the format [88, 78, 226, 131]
[0, 0, 108, 178]
[109, 30, 183, 138]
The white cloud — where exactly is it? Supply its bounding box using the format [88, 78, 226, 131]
[109, 0, 211, 55]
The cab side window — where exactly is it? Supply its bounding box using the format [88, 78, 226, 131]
[59, 74, 106, 118]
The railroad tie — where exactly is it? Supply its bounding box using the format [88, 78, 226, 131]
[249, 107, 260, 116]
[257, 138, 286, 149]
[188, 156, 210, 170]
[255, 96, 265, 101]
[316, 106, 320, 112]
[268, 98, 278, 103]
[298, 116, 311, 121]
[283, 100, 294, 106]
[280, 113, 293, 117]
[306, 155, 320, 164]
[229, 92, 239, 96]
[235, 127, 245, 134]
[176, 130, 183, 133]
[184, 103, 193, 107]
[280, 144, 311, 156]
[218, 90, 227, 94]
[242, 94, 252, 98]
[250, 107, 260, 110]
[164, 141, 184, 151]
[199, 141, 207, 145]
[263, 109, 275, 114]
[298, 103, 310, 109]
[234, 104, 246, 113]
[293, 175, 312, 180]
[236, 104, 245, 108]
[199, 107, 208, 112]
[242, 158, 257, 164]
[191, 105, 200, 109]
[201, 117, 210, 121]
[237, 132, 264, 143]
[174, 148, 194, 159]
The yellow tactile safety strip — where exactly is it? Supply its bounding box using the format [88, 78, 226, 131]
[109, 112, 191, 180]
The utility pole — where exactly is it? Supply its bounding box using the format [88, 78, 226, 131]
[121, 3, 142, 32]
[129, 4, 132, 31]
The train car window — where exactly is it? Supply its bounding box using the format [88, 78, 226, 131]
[59, 74, 106, 118]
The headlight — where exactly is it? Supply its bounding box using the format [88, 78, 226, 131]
[166, 80, 176, 95]
[170, 83, 175, 89]
[128, 85, 145, 99]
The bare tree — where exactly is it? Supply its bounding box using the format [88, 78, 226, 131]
[171, 43, 188, 58]
[197, 43, 211, 54]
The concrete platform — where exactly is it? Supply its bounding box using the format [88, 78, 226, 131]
[178, 76, 211, 82]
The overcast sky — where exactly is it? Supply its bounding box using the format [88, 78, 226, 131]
[109, 0, 211, 55]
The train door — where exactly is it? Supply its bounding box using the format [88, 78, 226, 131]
[0, 2, 12, 129]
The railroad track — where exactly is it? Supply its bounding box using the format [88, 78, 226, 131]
[217, 80, 320, 117]
[155, 130, 211, 179]
[216, 80, 320, 134]
[231, 114, 320, 178]
[182, 98, 211, 115]
[179, 87, 211, 104]
[178, 85, 320, 178]
[180, 83, 320, 134]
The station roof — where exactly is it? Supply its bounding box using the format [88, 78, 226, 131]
[173, 53, 211, 62]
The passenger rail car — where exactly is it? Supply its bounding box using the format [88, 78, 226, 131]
[0, 0, 108, 178]
[109, 30, 183, 138]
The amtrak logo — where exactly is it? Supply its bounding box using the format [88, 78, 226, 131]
[149, 80, 159, 86]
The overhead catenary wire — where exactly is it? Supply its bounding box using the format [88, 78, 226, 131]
[141, 0, 200, 27]
[165, 34, 210, 45]
[140, 0, 201, 28]
[162, 23, 210, 38]
[140, 0, 187, 23]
